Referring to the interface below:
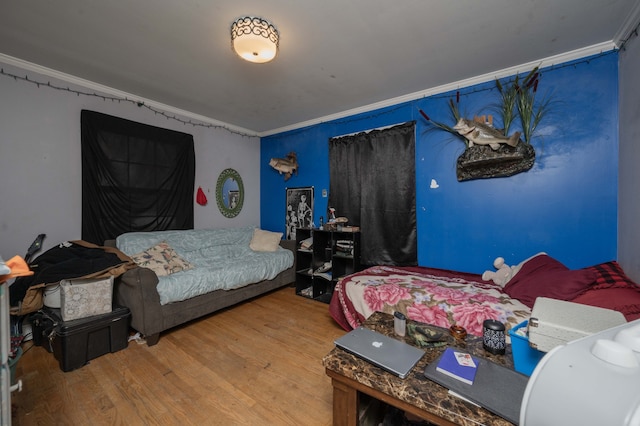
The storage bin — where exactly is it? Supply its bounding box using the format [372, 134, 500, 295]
[529, 297, 626, 352]
[60, 276, 114, 321]
[47, 305, 130, 372]
[509, 320, 545, 376]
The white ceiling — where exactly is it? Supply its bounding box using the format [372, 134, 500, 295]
[1, 1, 639, 136]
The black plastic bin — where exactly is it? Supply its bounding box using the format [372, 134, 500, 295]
[43, 305, 131, 372]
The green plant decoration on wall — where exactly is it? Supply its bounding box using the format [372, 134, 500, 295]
[215, 168, 244, 218]
[420, 67, 553, 181]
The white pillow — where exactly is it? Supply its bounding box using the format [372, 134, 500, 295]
[249, 229, 283, 252]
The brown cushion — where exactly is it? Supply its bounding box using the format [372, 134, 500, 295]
[502, 254, 596, 308]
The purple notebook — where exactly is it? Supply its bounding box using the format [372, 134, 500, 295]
[435, 347, 479, 385]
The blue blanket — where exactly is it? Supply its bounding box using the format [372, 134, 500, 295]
[117, 227, 293, 305]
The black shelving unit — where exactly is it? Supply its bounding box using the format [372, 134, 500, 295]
[295, 228, 361, 303]
[294, 227, 315, 299]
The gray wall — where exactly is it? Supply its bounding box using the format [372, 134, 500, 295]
[618, 36, 640, 282]
[0, 61, 261, 258]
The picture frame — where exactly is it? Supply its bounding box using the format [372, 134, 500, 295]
[228, 190, 240, 209]
[286, 186, 314, 240]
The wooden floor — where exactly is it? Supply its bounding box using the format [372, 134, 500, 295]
[11, 286, 346, 425]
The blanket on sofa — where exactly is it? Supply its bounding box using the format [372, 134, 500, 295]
[117, 227, 294, 305]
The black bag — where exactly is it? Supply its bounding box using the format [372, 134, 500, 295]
[30, 310, 57, 352]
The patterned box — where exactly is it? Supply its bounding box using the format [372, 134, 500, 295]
[60, 276, 113, 321]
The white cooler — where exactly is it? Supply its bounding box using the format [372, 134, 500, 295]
[529, 297, 626, 352]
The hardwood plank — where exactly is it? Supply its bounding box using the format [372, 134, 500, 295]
[11, 287, 346, 425]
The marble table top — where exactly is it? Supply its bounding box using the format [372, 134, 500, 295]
[323, 312, 517, 426]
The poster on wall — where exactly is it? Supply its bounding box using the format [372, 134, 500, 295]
[286, 186, 314, 240]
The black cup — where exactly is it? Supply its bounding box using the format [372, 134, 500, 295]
[483, 319, 506, 355]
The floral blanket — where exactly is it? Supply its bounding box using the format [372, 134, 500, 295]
[329, 265, 531, 339]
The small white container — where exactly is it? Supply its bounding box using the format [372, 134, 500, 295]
[43, 283, 61, 308]
[394, 311, 406, 337]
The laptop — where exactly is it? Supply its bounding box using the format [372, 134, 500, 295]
[334, 327, 425, 379]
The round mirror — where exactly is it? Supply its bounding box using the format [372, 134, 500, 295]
[215, 168, 244, 218]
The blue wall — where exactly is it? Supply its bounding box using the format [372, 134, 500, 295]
[261, 52, 618, 274]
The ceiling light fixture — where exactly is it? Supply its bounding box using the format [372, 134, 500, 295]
[231, 16, 279, 64]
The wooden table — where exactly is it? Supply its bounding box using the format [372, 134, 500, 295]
[323, 312, 517, 426]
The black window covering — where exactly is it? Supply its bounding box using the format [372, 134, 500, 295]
[81, 110, 195, 245]
[328, 121, 417, 266]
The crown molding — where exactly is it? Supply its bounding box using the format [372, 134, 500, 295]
[261, 41, 616, 137]
[0, 41, 617, 139]
[613, 2, 640, 47]
[0, 53, 259, 138]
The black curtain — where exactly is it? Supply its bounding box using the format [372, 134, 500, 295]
[81, 110, 195, 245]
[328, 121, 417, 266]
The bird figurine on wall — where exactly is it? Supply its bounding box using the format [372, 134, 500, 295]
[269, 151, 299, 181]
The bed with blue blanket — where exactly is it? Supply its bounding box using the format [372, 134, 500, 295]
[112, 227, 295, 345]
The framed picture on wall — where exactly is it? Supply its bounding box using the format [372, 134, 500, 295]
[286, 186, 314, 240]
[228, 190, 240, 209]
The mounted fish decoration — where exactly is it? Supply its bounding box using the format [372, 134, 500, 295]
[269, 151, 298, 181]
[418, 67, 553, 181]
[453, 118, 521, 150]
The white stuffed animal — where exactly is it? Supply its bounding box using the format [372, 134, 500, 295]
[482, 257, 515, 287]
[482, 252, 548, 288]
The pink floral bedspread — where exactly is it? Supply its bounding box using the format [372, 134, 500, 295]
[329, 265, 531, 338]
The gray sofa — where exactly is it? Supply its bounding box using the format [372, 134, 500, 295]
[108, 239, 296, 346]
